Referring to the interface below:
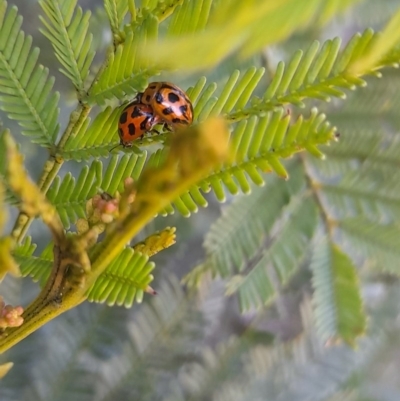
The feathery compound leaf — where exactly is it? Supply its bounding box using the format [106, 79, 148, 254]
[350, 7, 400, 75]
[137, 0, 354, 71]
[338, 218, 400, 274]
[88, 16, 159, 104]
[13, 237, 52, 285]
[104, 0, 128, 36]
[227, 196, 318, 312]
[96, 277, 203, 401]
[310, 239, 366, 346]
[167, 0, 212, 36]
[47, 153, 146, 228]
[87, 247, 155, 307]
[145, 108, 337, 217]
[62, 106, 121, 160]
[0, 2, 60, 146]
[319, 170, 400, 223]
[39, 0, 95, 92]
[196, 164, 306, 280]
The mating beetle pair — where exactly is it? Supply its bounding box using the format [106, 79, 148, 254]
[117, 82, 194, 148]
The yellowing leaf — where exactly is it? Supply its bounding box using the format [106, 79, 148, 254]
[311, 239, 367, 347]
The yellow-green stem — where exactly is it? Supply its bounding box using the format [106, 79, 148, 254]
[11, 105, 91, 243]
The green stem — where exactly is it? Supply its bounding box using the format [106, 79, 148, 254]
[11, 104, 91, 243]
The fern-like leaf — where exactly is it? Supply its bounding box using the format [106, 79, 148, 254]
[96, 277, 203, 401]
[88, 17, 159, 104]
[319, 170, 400, 223]
[39, 0, 95, 92]
[227, 195, 318, 312]
[310, 238, 366, 346]
[192, 164, 306, 280]
[87, 248, 155, 307]
[47, 153, 147, 228]
[150, 107, 337, 217]
[104, 0, 128, 37]
[0, 2, 60, 146]
[13, 237, 52, 286]
[167, 0, 212, 36]
[338, 217, 400, 274]
[137, 0, 362, 71]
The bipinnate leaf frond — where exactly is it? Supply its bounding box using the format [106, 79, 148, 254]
[349, 7, 400, 75]
[0, 2, 60, 146]
[88, 16, 159, 104]
[168, 301, 378, 401]
[13, 237, 52, 286]
[137, 0, 362, 71]
[188, 164, 305, 281]
[172, 108, 335, 217]
[62, 106, 122, 161]
[338, 218, 400, 274]
[87, 248, 155, 307]
[227, 196, 317, 312]
[167, 0, 212, 36]
[310, 238, 366, 346]
[47, 153, 146, 228]
[104, 0, 128, 37]
[318, 170, 400, 223]
[39, 0, 95, 93]
[96, 277, 203, 401]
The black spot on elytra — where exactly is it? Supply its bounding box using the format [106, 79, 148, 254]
[179, 105, 188, 114]
[172, 118, 187, 124]
[168, 92, 180, 103]
[140, 120, 148, 130]
[131, 106, 142, 118]
[119, 111, 127, 124]
[149, 84, 157, 89]
[162, 107, 173, 115]
[145, 95, 151, 102]
[128, 123, 136, 136]
[155, 92, 164, 104]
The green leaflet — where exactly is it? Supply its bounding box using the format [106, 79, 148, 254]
[95, 277, 203, 401]
[338, 218, 400, 274]
[136, 0, 361, 71]
[87, 247, 155, 307]
[14, 237, 155, 308]
[87, 15, 159, 105]
[104, 0, 128, 36]
[227, 196, 318, 312]
[39, 0, 95, 93]
[310, 239, 366, 346]
[0, 2, 60, 146]
[13, 237, 51, 286]
[47, 153, 147, 228]
[147, 108, 337, 217]
[167, 0, 212, 36]
[319, 170, 400, 223]
[200, 163, 306, 278]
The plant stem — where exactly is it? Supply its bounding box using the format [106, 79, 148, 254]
[11, 104, 91, 243]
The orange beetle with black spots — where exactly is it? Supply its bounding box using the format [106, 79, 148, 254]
[117, 101, 157, 148]
[136, 82, 194, 129]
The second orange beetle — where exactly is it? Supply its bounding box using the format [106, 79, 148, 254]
[136, 82, 194, 129]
